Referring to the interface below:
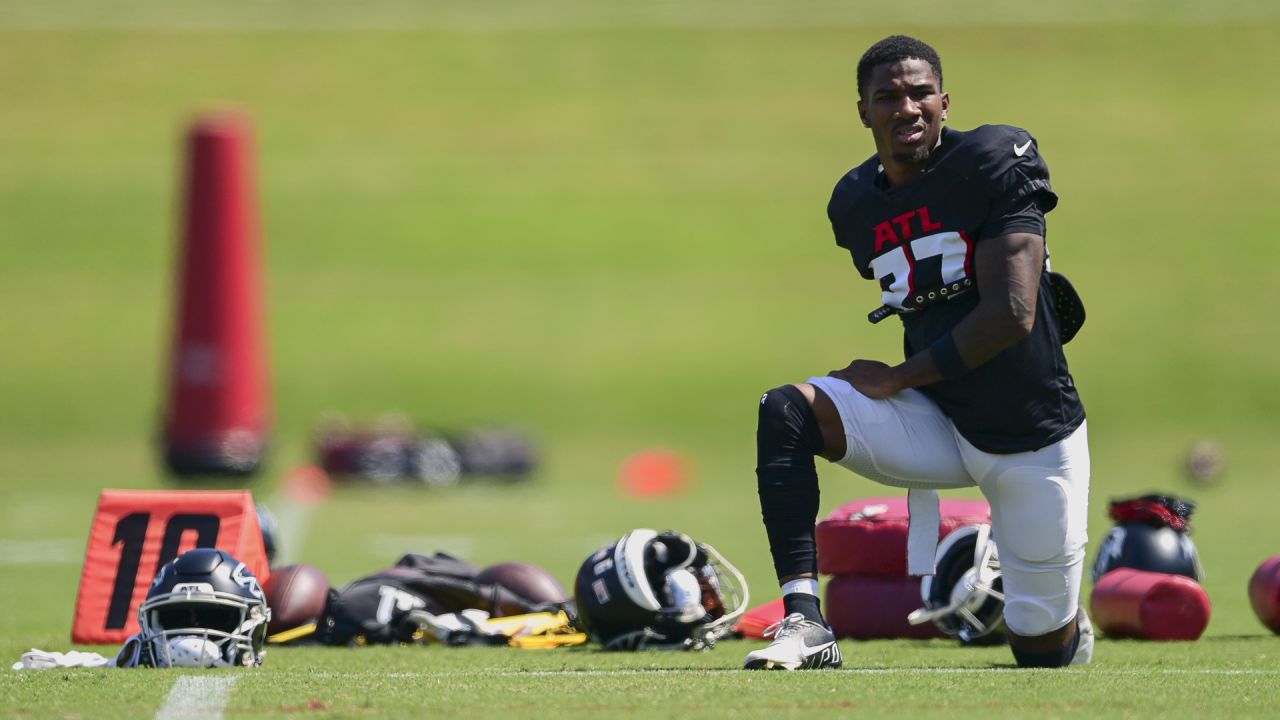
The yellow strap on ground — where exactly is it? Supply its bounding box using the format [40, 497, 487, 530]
[509, 632, 589, 649]
[481, 611, 572, 637]
[267, 622, 318, 644]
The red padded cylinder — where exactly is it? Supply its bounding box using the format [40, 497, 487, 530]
[1248, 555, 1280, 634]
[817, 497, 990, 576]
[162, 112, 270, 476]
[1090, 568, 1211, 640]
[826, 574, 941, 640]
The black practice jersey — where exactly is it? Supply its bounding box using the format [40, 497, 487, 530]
[827, 125, 1085, 453]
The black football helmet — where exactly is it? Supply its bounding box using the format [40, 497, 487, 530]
[573, 529, 748, 650]
[909, 524, 1006, 645]
[1091, 523, 1204, 582]
[1091, 494, 1204, 582]
[136, 548, 271, 668]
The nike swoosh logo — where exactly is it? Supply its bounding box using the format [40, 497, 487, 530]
[1014, 140, 1032, 157]
[798, 638, 837, 656]
[800, 640, 842, 669]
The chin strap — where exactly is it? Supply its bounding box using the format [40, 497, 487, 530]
[907, 489, 941, 576]
[115, 635, 142, 667]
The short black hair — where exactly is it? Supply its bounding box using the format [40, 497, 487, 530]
[856, 35, 943, 98]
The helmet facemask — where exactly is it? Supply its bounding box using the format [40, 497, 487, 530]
[576, 529, 749, 651]
[681, 541, 748, 649]
[909, 524, 1006, 644]
[138, 584, 270, 668]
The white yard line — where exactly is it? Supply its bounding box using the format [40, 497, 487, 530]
[0, 538, 81, 565]
[156, 675, 239, 720]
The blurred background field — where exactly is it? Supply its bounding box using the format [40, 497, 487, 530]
[1, 1, 1279, 712]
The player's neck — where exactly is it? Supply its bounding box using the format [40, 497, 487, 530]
[880, 160, 925, 188]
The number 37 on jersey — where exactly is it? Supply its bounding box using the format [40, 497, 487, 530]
[868, 205, 975, 311]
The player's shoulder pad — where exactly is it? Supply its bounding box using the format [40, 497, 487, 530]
[963, 124, 1044, 173]
[827, 156, 880, 225]
[964, 124, 1057, 212]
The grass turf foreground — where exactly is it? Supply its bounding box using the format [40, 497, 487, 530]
[3, 638, 1279, 719]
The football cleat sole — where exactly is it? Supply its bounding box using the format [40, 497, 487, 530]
[743, 640, 843, 671]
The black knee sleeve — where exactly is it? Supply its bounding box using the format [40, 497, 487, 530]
[1010, 625, 1081, 668]
[756, 385, 825, 581]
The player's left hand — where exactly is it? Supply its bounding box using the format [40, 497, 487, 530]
[829, 359, 903, 399]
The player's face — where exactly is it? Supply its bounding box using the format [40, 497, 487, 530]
[858, 59, 949, 174]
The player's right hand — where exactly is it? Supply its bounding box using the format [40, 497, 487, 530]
[828, 360, 902, 400]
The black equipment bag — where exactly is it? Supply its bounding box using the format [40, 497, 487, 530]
[316, 552, 565, 645]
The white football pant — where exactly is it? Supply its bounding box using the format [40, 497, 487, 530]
[807, 375, 1090, 638]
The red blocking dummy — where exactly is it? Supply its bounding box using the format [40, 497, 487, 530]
[161, 112, 270, 476]
[1091, 568, 1211, 640]
[826, 574, 942, 639]
[817, 497, 991, 576]
[1248, 555, 1280, 634]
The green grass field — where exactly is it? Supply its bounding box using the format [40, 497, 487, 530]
[2, 2, 1280, 717]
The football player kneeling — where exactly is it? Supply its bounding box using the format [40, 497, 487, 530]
[573, 529, 748, 650]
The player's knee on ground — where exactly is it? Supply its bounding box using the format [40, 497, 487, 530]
[756, 385, 824, 580]
[1002, 566, 1079, 639]
[1006, 569, 1081, 668]
[1009, 625, 1080, 668]
[1000, 549, 1084, 667]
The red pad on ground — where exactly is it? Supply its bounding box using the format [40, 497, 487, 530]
[1248, 555, 1280, 634]
[1090, 568, 1211, 641]
[826, 574, 941, 640]
[72, 489, 270, 644]
[734, 598, 786, 639]
[817, 496, 991, 576]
